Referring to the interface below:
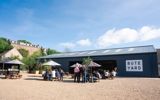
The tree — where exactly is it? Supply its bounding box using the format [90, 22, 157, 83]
[10, 56, 20, 60]
[22, 50, 44, 73]
[18, 48, 29, 57]
[0, 37, 13, 53]
[46, 48, 60, 55]
[17, 40, 31, 44]
[82, 56, 92, 66]
[40, 47, 46, 56]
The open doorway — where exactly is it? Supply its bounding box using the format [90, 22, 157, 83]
[68, 60, 117, 74]
[95, 60, 117, 72]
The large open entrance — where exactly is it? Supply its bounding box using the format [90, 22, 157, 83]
[96, 60, 117, 72]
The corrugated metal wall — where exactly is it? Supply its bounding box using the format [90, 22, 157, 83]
[46, 53, 158, 77]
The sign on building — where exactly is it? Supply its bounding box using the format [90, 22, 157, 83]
[126, 60, 143, 72]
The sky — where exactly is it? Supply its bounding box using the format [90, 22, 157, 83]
[0, 0, 160, 52]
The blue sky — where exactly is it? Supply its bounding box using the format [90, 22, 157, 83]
[0, 0, 160, 52]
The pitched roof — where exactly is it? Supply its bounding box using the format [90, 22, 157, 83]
[0, 48, 23, 60]
[39, 45, 156, 59]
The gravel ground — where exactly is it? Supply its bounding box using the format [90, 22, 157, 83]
[0, 73, 159, 100]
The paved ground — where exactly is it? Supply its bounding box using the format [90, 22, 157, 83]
[0, 73, 160, 100]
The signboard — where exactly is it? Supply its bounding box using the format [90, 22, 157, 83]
[126, 60, 143, 72]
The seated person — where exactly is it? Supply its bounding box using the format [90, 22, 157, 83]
[110, 70, 117, 79]
[105, 70, 110, 78]
[96, 71, 102, 79]
[92, 71, 99, 82]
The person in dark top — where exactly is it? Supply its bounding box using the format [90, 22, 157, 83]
[48, 69, 52, 81]
[44, 69, 49, 80]
[55, 69, 60, 81]
[74, 66, 80, 83]
[60, 69, 64, 81]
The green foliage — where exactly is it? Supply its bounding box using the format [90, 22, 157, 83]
[0, 37, 13, 53]
[18, 48, 29, 57]
[82, 57, 92, 66]
[10, 56, 20, 60]
[40, 47, 46, 56]
[22, 50, 44, 72]
[46, 48, 60, 55]
[17, 40, 31, 44]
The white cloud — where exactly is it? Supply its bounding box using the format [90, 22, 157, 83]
[76, 39, 92, 46]
[139, 26, 160, 41]
[97, 26, 160, 48]
[59, 42, 75, 48]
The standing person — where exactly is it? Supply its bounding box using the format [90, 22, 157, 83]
[55, 69, 60, 81]
[44, 69, 49, 80]
[77, 69, 81, 83]
[74, 66, 80, 82]
[48, 69, 52, 81]
[60, 68, 64, 81]
[82, 66, 87, 83]
[52, 69, 56, 80]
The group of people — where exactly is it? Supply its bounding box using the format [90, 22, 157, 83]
[73, 66, 117, 83]
[42, 66, 117, 82]
[103, 69, 117, 79]
[42, 68, 64, 81]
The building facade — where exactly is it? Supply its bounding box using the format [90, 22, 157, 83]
[39, 45, 158, 77]
[10, 40, 41, 55]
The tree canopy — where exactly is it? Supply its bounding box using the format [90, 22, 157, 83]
[0, 37, 13, 53]
[82, 57, 92, 66]
[17, 40, 31, 44]
[18, 48, 29, 57]
[22, 49, 45, 72]
[46, 48, 60, 55]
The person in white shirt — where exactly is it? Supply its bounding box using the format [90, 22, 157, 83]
[52, 69, 56, 79]
[105, 70, 110, 78]
[111, 70, 117, 79]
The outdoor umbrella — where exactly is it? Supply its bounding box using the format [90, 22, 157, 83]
[88, 61, 101, 83]
[70, 63, 82, 68]
[88, 61, 101, 67]
[4, 59, 24, 72]
[5, 59, 24, 65]
[42, 60, 61, 66]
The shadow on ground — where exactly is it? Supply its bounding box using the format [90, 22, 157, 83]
[62, 79, 75, 83]
[27, 75, 42, 78]
[24, 78, 44, 81]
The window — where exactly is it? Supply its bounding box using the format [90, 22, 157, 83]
[103, 50, 110, 53]
[88, 51, 96, 54]
[115, 49, 122, 52]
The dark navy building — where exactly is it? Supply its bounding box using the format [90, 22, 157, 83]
[39, 45, 158, 77]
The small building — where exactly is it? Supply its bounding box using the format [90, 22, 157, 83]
[0, 48, 23, 60]
[39, 45, 158, 77]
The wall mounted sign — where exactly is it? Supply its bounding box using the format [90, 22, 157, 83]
[126, 60, 143, 72]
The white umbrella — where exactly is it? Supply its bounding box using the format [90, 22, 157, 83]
[88, 61, 101, 83]
[42, 60, 61, 66]
[5, 59, 24, 65]
[70, 63, 82, 67]
[88, 61, 101, 67]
